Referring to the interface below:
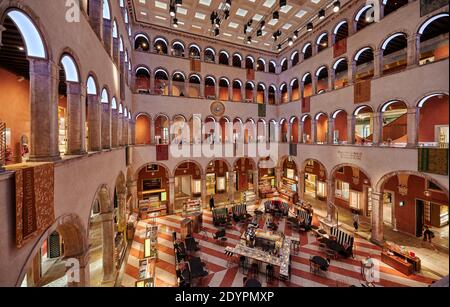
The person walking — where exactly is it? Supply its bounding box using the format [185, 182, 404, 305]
[353, 211, 359, 232]
[209, 195, 215, 211]
[423, 225, 434, 243]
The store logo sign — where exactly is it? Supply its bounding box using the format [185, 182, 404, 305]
[66, 258, 80, 284]
[365, 0, 382, 23]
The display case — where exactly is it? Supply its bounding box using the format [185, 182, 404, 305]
[317, 181, 327, 200]
[183, 199, 202, 215]
[139, 200, 167, 219]
[243, 190, 257, 205]
[144, 224, 158, 259]
[427, 202, 449, 227]
[114, 232, 126, 269]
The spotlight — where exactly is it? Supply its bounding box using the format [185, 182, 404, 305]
[224, 10, 230, 20]
[333, 1, 341, 13]
[319, 9, 325, 20]
[244, 25, 248, 33]
[279, 0, 286, 7]
[173, 18, 178, 27]
[288, 38, 293, 46]
[277, 44, 282, 51]
[247, 36, 252, 44]
[307, 22, 313, 32]
[175, 0, 182, 6]
[260, 20, 266, 30]
[293, 30, 299, 39]
[225, 0, 232, 9]
[215, 18, 221, 28]
[273, 11, 279, 20]
[214, 28, 220, 36]
[257, 29, 263, 37]
[18, 46, 25, 51]
[169, 6, 176, 17]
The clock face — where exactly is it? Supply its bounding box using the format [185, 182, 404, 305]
[210, 101, 225, 117]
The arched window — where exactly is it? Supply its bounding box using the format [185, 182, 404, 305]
[333, 20, 348, 44]
[257, 83, 266, 104]
[316, 32, 329, 53]
[281, 58, 288, 72]
[381, 33, 408, 74]
[219, 78, 230, 101]
[333, 57, 348, 89]
[290, 79, 299, 101]
[315, 66, 328, 94]
[61, 54, 80, 83]
[205, 76, 216, 99]
[172, 41, 185, 57]
[87, 76, 97, 95]
[204, 47, 216, 63]
[380, 100, 408, 145]
[154, 69, 169, 95]
[354, 47, 374, 81]
[246, 56, 254, 69]
[135, 67, 151, 92]
[418, 13, 449, 65]
[233, 53, 243, 67]
[302, 72, 312, 98]
[355, 4, 375, 32]
[219, 51, 230, 65]
[188, 74, 201, 98]
[189, 44, 201, 59]
[101, 88, 109, 103]
[134, 34, 150, 51]
[280, 83, 288, 104]
[268, 85, 276, 105]
[269, 60, 277, 73]
[154, 37, 168, 54]
[172, 71, 186, 97]
[257, 58, 266, 71]
[291, 51, 299, 66]
[383, 0, 408, 17]
[232, 80, 243, 102]
[302, 43, 312, 60]
[245, 81, 255, 103]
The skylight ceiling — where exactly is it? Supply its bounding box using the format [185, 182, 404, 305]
[131, 0, 348, 52]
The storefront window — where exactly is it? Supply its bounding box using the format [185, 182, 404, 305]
[335, 180, 350, 200]
[193, 180, 201, 194]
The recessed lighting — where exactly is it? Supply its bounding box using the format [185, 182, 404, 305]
[333, 1, 341, 13]
[18, 46, 24, 51]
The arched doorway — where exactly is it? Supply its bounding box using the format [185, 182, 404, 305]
[303, 159, 327, 201]
[154, 69, 169, 96]
[204, 76, 216, 99]
[206, 159, 230, 204]
[135, 66, 151, 93]
[258, 157, 277, 198]
[280, 119, 288, 143]
[280, 157, 299, 203]
[333, 57, 348, 89]
[354, 47, 374, 81]
[301, 115, 312, 144]
[188, 74, 201, 98]
[135, 113, 151, 145]
[378, 172, 449, 243]
[331, 110, 348, 144]
[234, 158, 256, 197]
[331, 165, 371, 217]
[154, 114, 169, 144]
[418, 13, 449, 65]
[381, 33, 408, 74]
[171, 71, 185, 97]
[315, 112, 329, 144]
[219, 78, 229, 101]
[418, 93, 449, 146]
[232, 80, 242, 102]
[137, 163, 170, 216]
[174, 161, 202, 213]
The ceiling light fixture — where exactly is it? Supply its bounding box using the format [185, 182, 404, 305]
[175, 0, 182, 6]
[214, 28, 220, 36]
[288, 38, 293, 46]
[247, 36, 252, 44]
[307, 22, 313, 32]
[277, 44, 282, 51]
[173, 18, 178, 27]
[293, 30, 299, 39]
[273, 11, 279, 20]
[18, 46, 24, 51]
[169, 6, 176, 17]
[279, 0, 286, 7]
[333, 1, 341, 13]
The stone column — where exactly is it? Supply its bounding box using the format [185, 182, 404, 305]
[328, 118, 335, 144]
[150, 118, 156, 145]
[127, 180, 138, 212]
[374, 50, 383, 78]
[149, 76, 155, 94]
[264, 89, 269, 104]
[130, 120, 136, 145]
[201, 175, 208, 206]
[111, 109, 119, 147]
[123, 118, 129, 146]
[298, 170, 305, 200]
[102, 19, 112, 56]
[372, 112, 382, 145]
[347, 115, 356, 144]
[299, 121, 304, 143]
[87, 94, 102, 151]
[287, 85, 292, 103]
[100, 211, 116, 283]
[200, 82, 205, 98]
[312, 77, 318, 95]
[311, 119, 317, 144]
[407, 107, 419, 147]
[329, 69, 335, 91]
[215, 84, 220, 100]
[348, 61, 356, 85]
[88, 0, 103, 39]
[407, 34, 420, 67]
[101, 103, 111, 149]
[229, 172, 236, 201]
[327, 179, 335, 220]
[275, 167, 282, 189]
[228, 86, 233, 102]
[168, 79, 173, 96]
[168, 177, 175, 214]
[370, 191, 384, 245]
[66, 82, 86, 155]
[28, 59, 61, 162]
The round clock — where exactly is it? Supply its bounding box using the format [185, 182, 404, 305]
[210, 101, 225, 117]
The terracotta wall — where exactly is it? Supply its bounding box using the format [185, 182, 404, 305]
[334, 112, 348, 142]
[418, 95, 449, 142]
[0, 69, 30, 163]
[384, 175, 448, 235]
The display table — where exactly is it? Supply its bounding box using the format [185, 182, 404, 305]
[382, 246, 421, 274]
[381, 252, 414, 276]
[180, 218, 193, 241]
[190, 211, 203, 233]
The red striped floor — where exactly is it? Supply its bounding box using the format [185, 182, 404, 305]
[121, 209, 435, 287]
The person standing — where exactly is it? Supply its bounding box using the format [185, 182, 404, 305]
[423, 225, 433, 243]
[209, 195, 215, 211]
[353, 211, 359, 232]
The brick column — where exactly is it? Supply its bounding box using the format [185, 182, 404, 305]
[328, 118, 335, 144]
[117, 113, 123, 146]
[101, 103, 111, 149]
[407, 34, 420, 67]
[87, 94, 102, 151]
[66, 82, 86, 155]
[348, 61, 356, 85]
[28, 58, 61, 162]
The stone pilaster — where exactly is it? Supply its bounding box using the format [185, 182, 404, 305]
[111, 109, 119, 148]
[88, 0, 103, 40]
[406, 107, 419, 147]
[87, 94, 102, 151]
[370, 191, 384, 245]
[347, 115, 355, 144]
[28, 59, 61, 162]
[102, 19, 112, 56]
[101, 103, 111, 149]
[66, 82, 87, 155]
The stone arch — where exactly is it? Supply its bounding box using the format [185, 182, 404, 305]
[375, 170, 449, 195]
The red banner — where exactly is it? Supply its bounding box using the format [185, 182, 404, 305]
[354, 80, 371, 104]
[15, 163, 55, 248]
[302, 96, 311, 113]
[190, 59, 201, 72]
[156, 145, 169, 161]
[247, 69, 255, 81]
[333, 38, 347, 58]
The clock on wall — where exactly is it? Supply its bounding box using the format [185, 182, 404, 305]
[210, 101, 225, 117]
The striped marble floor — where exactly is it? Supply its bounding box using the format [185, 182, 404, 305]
[121, 209, 435, 287]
